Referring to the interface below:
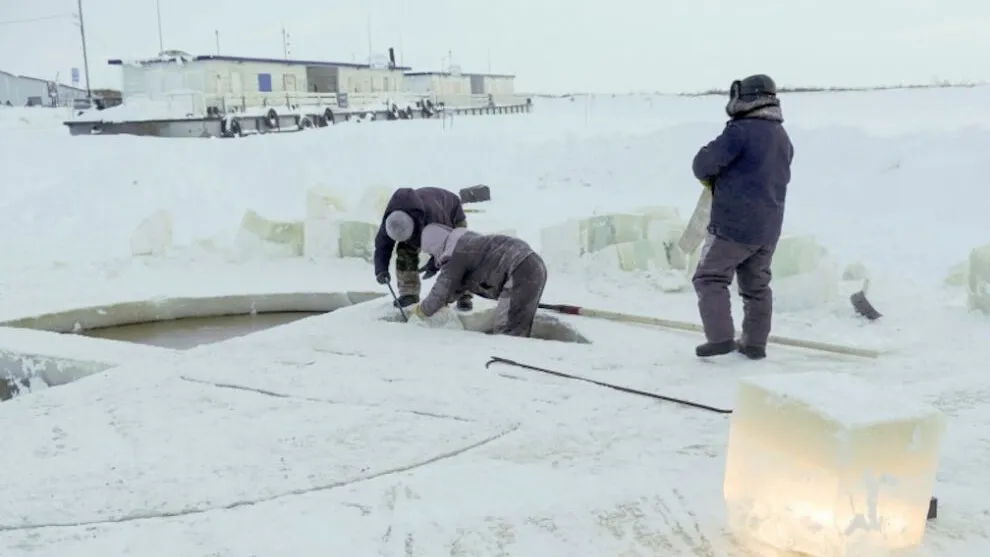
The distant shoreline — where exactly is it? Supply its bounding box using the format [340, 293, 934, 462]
[530, 81, 986, 98]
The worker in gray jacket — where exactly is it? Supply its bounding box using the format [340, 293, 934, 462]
[412, 224, 548, 337]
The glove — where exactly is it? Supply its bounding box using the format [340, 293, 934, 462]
[419, 258, 439, 280]
[375, 271, 391, 285]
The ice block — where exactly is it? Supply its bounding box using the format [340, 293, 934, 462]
[723, 371, 946, 557]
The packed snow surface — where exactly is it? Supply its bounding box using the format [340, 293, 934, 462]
[1, 88, 989, 556]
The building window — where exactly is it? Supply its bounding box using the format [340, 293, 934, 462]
[257, 73, 272, 92]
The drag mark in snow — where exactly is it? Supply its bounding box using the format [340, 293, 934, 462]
[593, 488, 716, 556]
[178, 376, 474, 422]
[655, 489, 715, 556]
[0, 426, 519, 533]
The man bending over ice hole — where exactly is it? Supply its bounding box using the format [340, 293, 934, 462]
[690, 73, 794, 360]
[373, 186, 474, 311]
[411, 224, 548, 337]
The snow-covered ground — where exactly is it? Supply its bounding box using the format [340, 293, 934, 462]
[0, 89, 988, 556]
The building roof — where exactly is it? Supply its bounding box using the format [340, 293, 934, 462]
[0, 69, 85, 91]
[107, 54, 411, 71]
[405, 71, 515, 78]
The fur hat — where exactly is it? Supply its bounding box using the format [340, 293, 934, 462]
[384, 210, 415, 242]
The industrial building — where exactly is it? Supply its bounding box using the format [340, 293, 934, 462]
[403, 71, 515, 97]
[67, 51, 530, 135]
[403, 71, 470, 96]
[107, 51, 412, 112]
[0, 70, 87, 107]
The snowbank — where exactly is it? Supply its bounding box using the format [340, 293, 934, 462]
[0, 87, 989, 557]
[0, 106, 69, 132]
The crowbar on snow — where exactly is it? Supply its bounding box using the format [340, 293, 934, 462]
[537, 303, 880, 359]
[485, 356, 732, 413]
[386, 283, 408, 322]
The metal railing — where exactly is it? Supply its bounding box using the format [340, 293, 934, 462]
[146, 91, 530, 115]
[89, 90, 532, 120]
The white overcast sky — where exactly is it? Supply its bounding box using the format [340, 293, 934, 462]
[2, 0, 989, 93]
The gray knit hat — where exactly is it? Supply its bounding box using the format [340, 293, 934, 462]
[384, 210, 415, 242]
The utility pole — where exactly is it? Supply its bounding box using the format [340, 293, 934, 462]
[396, 0, 404, 67]
[155, 0, 164, 53]
[281, 26, 290, 58]
[215, 29, 220, 54]
[75, 0, 92, 97]
[366, 16, 373, 64]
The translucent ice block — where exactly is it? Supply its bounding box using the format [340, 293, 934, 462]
[771, 234, 828, 278]
[967, 243, 990, 314]
[539, 214, 651, 264]
[337, 221, 377, 262]
[235, 209, 304, 257]
[723, 371, 946, 557]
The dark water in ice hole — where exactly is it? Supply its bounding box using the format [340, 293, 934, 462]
[78, 311, 325, 350]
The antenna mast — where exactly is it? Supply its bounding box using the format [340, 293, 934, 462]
[75, 0, 92, 97]
[155, 0, 164, 53]
[282, 25, 291, 58]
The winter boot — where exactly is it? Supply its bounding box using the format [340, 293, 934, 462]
[737, 343, 767, 360]
[695, 340, 737, 358]
[394, 294, 419, 308]
[456, 294, 473, 312]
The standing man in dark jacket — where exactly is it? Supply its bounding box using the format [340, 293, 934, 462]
[373, 187, 474, 311]
[690, 74, 794, 360]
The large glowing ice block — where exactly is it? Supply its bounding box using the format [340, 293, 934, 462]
[724, 371, 946, 557]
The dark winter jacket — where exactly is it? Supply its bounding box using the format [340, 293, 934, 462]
[691, 105, 794, 246]
[373, 187, 466, 275]
[418, 224, 535, 317]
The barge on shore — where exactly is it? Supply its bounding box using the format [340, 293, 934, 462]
[64, 91, 534, 138]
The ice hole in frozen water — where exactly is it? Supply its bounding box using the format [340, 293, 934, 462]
[0, 291, 386, 401]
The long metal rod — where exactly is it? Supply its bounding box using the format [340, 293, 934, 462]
[155, 0, 164, 53]
[76, 0, 92, 97]
[537, 303, 881, 359]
